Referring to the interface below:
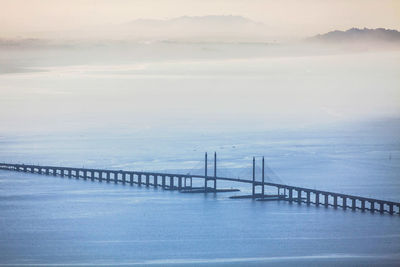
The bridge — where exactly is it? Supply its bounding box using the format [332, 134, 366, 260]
[1, 152, 399, 216]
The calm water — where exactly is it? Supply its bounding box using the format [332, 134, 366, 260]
[1, 125, 400, 266]
[1, 47, 400, 265]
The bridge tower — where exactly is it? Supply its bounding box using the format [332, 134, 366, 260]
[262, 156, 265, 198]
[252, 157, 255, 195]
[204, 152, 217, 192]
[252, 156, 265, 198]
[213, 152, 217, 191]
[204, 152, 207, 190]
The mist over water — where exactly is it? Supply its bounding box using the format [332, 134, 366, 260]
[1, 43, 399, 134]
[1, 42, 400, 265]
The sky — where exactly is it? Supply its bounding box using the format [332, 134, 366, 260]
[1, 0, 400, 39]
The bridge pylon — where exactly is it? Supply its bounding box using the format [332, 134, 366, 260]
[251, 156, 265, 198]
[204, 152, 217, 192]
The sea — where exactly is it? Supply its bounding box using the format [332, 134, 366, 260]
[0, 43, 399, 265]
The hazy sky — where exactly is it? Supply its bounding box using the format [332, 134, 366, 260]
[1, 0, 399, 39]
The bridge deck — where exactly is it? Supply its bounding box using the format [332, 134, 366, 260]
[1, 162, 399, 215]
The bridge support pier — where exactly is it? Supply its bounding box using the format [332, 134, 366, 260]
[315, 193, 320, 206]
[306, 191, 310, 205]
[297, 190, 302, 204]
[154, 175, 158, 187]
[333, 195, 338, 208]
[380, 202, 384, 214]
[324, 194, 329, 207]
[184, 176, 192, 189]
[178, 176, 182, 190]
[352, 198, 356, 211]
[289, 188, 293, 203]
[162, 175, 166, 188]
[138, 174, 142, 186]
[370, 201, 375, 213]
[114, 172, 118, 183]
[106, 172, 110, 182]
[343, 197, 347, 210]
[122, 172, 126, 183]
[361, 200, 366, 212]
[146, 174, 150, 187]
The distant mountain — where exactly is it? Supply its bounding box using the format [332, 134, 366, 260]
[0, 15, 274, 44]
[309, 28, 400, 43]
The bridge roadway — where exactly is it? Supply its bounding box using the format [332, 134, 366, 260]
[1, 162, 399, 216]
